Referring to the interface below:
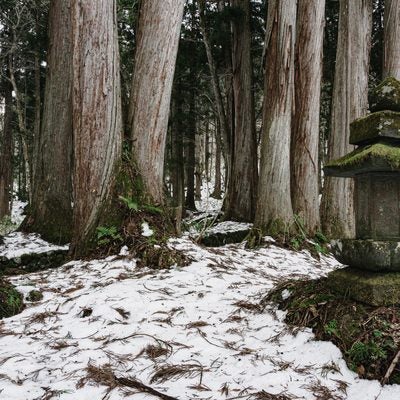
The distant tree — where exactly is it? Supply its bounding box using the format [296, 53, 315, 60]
[224, 0, 258, 222]
[22, 0, 73, 244]
[198, 0, 232, 187]
[321, 0, 372, 238]
[291, 0, 325, 235]
[0, 73, 13, 219]
[70, 0, 122, 256]
[383, 0, 400, 79]
[129, 0, 185, 205]
[255, 0, 297, 234]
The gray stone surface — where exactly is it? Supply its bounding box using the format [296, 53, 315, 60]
[327, 267, 400, 306]
[331, 239, 400, 272]
[370, 77, 400, 112]
[355, 172, 400, 240]
[349, 111, 400, 145]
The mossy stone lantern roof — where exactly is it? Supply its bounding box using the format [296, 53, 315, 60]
[324, 77, 400, 178]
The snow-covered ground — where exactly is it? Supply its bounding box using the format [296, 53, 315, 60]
[1, 229, 400, 399]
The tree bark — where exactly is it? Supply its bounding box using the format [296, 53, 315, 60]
[291, 0, 325, 235]
[321, 0, 372, 238]
[185, 69, 197, 211]
[0, 77, 13, 219]
[70, 0, 122, 256]
[225, 0, 258, 222]
[255, 0, 296, 234]
[211, 118, 222, 200]
[383, 0, 400, 79]
[22, 0, 73, 244]
[129, 0, 185, 205]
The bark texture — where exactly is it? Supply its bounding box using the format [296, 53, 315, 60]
[255, 0, 296, 233]
[383, 0, 400, 79]
[225, 0, 258, 222]
[321, 0, 372, 238]
[291, 0, 325, 235]
[71, 0, 122, 255]
[23, 1, 73, 244]
[129, 0, 185, 205]
[0, 78, 13, 219]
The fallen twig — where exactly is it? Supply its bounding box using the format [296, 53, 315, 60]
[382, 349, 400, 385]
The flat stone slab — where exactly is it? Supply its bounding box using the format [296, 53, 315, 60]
[332, 239, 400, 272]
[370, 77, 400, 112]
[350, 110, 400, 145]
[199, 221, 252, 247]
[327, 267, 400, 306]
[0, 249, 68, 275]
[324, 143, 400, 177]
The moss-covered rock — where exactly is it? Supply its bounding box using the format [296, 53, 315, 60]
[324, 143, 400, 177]
[327, 267, 400, 306]
[27, 290, 43, 302]
[200, 228, 251, 247]
[0, 279, 24, 319]
[370, 77, 400, 112]
[0, 249, 67, 275]
[349, 111, 400, 145]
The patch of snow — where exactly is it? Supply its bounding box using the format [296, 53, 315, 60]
[119, 245, 129, 256]
[195, 182, 223, 213]
[141, 222, 154, 237]
[0, 232, 68, 259]
[381, 85, 394, 94]
[0, 234, 398, 399]
[11, 199, 27, 225]
[281, 289, 291, 300]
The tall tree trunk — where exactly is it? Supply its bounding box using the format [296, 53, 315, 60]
[8, 57, 31, 202]
[195, 133, 202, 201]
[171, 95, 184, 209]
[129, 0, 185, 205]
[211, 119, 222, 200]
[22, 0, 73, 244]
[255, 0, 296, 234]
[225, 0, 258, 222]
[320, 0, 372, 239]
[0, 77, 13, 219]
[291, 0, 325, 235]
[198, 0, 231, 182]
[185, 70, 197, 211]
[71, 0, 122, 256]
[383, 0, 400, 79]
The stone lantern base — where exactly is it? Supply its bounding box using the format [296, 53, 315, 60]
[331, 239, 400, 272]
[327, 267, 400, 306]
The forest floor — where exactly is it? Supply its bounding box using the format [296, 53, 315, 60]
[0, 194, 400, 400]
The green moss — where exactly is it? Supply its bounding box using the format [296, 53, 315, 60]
[326, 143, 400, 170]
[0, 280, 24, 319]
[27, 290, 43, 302]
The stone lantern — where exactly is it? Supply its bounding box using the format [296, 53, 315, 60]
[324, 77, 400, 306]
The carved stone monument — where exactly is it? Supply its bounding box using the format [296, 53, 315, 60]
[324, 77, 400, 306]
